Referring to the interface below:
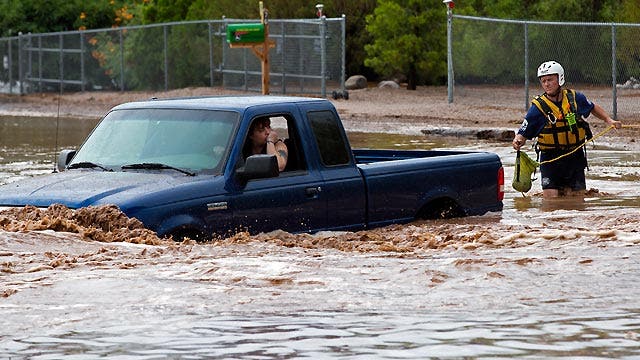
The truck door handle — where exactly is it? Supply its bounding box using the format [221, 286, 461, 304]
[305, 186, 321, 198]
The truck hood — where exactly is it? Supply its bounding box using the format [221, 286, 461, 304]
[0, 170, 208, 209]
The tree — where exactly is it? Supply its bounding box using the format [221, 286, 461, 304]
[0, 0, 130, 36]
[132, 0, 379, 80]
[364, 0, 445, 89]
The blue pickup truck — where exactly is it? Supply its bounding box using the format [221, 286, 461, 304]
[0, 96, 503, 240]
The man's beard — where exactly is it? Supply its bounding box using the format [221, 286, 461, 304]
[546, 87, 561, 98]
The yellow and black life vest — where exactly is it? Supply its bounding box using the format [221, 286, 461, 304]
[532, 89, 592, 151]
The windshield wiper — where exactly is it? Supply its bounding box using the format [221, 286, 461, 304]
[121, 162, 196, 176]
[67, 162, 113, 172]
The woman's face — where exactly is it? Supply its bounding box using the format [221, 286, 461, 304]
[249, 119, 271, 146]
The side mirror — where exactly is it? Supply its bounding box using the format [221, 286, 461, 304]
[236, 154, 279, 183]
[57, 149, 76, 172]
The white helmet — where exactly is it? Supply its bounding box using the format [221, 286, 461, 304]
[537, 61, 565, 86]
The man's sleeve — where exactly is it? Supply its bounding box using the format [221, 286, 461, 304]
[517, 105, 547, 139]
[575, 91, 595, 118]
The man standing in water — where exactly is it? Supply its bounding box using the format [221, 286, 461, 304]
[512, 61, 622, 198]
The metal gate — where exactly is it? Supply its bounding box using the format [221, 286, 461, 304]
[0, 17, 346, 97]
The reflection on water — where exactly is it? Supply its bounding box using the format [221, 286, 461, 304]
[0, 116, 99, 184]
[513, 193, 640, 213]
[2, 115, 640, 358]
[348, 131, 478, 150]
[5, 311, 640, 358]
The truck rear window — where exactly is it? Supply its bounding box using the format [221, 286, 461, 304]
[307, 110, 351, 167]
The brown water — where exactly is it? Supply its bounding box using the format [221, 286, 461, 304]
[2, 116, 640, 358]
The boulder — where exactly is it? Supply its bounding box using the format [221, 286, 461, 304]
[378, 80, 400, 89]
[616, 76, 640, 89]
[345, 75, 367, 90]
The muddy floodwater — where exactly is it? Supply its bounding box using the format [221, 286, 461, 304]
[2, 115, 640, 358]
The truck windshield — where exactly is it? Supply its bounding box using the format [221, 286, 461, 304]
[69, 108, 238, 174]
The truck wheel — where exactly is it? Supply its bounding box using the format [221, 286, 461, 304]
[418, 199, 464, 219]
[332, 90, 349, 100]
[169, 228, 205, 242]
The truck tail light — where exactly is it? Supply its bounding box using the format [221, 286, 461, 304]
[497, 166, 505, 201]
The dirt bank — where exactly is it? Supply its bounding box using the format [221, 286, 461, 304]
[2, 85, 638, 148]
[0, 86, 529, 130]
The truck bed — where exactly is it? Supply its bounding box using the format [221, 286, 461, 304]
[352, 148, 480, 164]
[353, 148, 504, 225]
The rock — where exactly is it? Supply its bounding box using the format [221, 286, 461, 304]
[345, 75, 367, 90]
[378, 80, 400, 89]
[476, 129, 515, 141]
[617, 76, 640, 89]
[331, 90, 349, 100]
[421, 128, 515, 142]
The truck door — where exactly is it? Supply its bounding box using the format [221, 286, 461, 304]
[304, 109, 367, 231]
[230, 114, 327, 234]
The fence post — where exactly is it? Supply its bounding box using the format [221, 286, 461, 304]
[59, 34, 64, 94]
[222, 17, 227, 88]
[341, 15, 346, 94]
[18, 32, 23, 94]
[80, 31, 85, 92]
[27, 34, 32, 92]
[119, 29, 124, 91]
[444, 1, 454, 103]
[208, 22, 214, 87]
[320, 16, 327, 98]
[281, 21, 286, 94]
[243, 47, 248, 92]
[163, 25, 168, 91]
[611, 23, 617, 120]
[524, 22, 529, 111]
[38, 36, 42, 92]
[8, 38, 13, 94]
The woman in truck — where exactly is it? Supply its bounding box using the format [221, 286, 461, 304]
[243, 117, 288, 172]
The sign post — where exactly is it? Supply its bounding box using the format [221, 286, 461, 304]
[226, 2, 275, 94]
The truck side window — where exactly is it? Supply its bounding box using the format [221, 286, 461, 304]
[307, 110, 351, 166]
[241, 114, 307, 173]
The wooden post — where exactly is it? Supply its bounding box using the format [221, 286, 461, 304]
[229, 2, 274, 95]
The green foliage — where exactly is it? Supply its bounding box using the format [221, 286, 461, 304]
[166, 24, 212, 88]
[455, 0, 619, 21]
[364, 0, 445, 88]
[122, 27, 165, 90]
[89, 32, 130, 89]
[2, 0, 639, 88]
[613, 0, 640, 81]
[616, 0, 640, 22]
[0, 0, 129, 36]
[89, 24, 214, 90]
[453, 21, 525, 84]
[76, 2, 121, 30]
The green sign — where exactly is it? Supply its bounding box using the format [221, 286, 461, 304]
[227, 23, 265, 44]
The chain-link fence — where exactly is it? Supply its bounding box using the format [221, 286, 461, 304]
[450, 15, 640, 120]
[0, 17, 345, 97]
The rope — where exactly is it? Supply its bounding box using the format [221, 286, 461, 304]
[538, 124, 619, 165]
